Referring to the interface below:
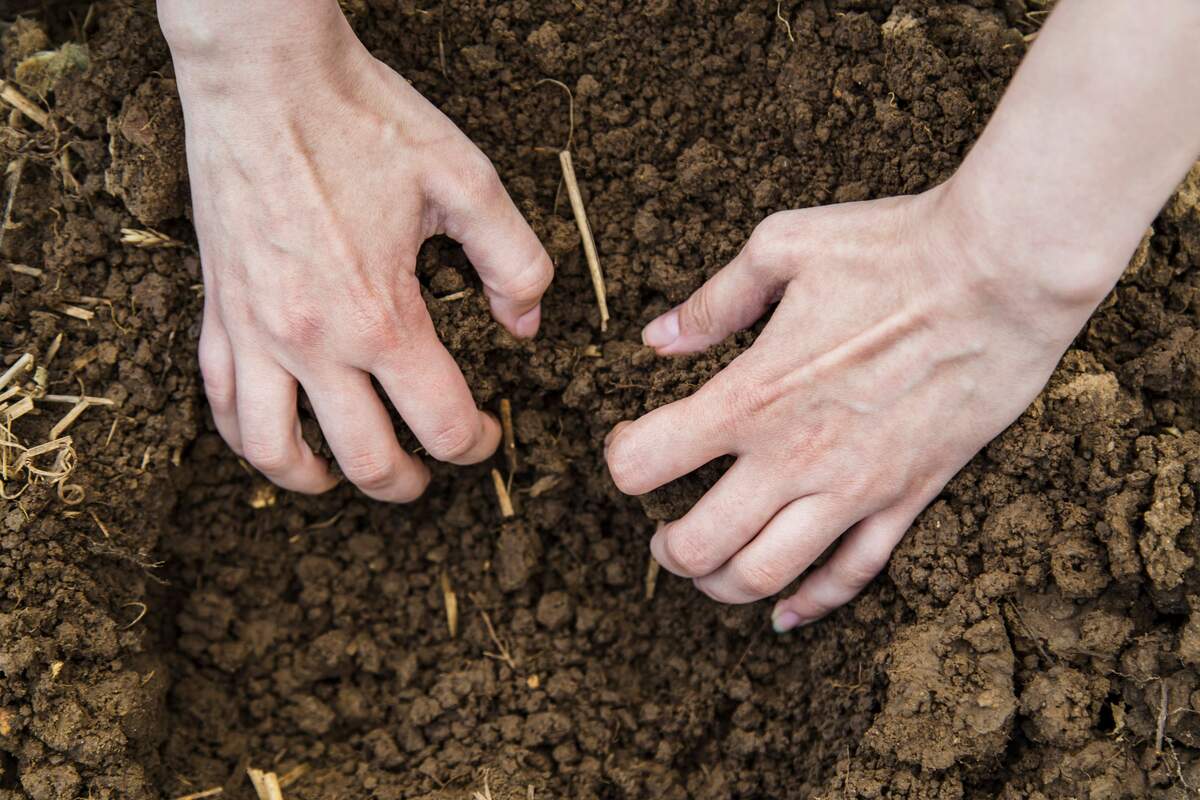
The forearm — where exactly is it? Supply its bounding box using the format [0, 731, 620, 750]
[948, 0, 1200, 308]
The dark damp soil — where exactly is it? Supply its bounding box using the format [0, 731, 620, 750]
[2, 1, 1200, 798]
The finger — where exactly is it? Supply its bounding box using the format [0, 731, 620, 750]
[642, 222, 791, 355]
[235, 357, 336, 494]
[305, 369, 431, 503]
[436, 154, 554, 338]
[650, 459, 791, 579]
[694, 494, 862, 605]
[198, 305, 242, 453]
[771, 504, 919, 631]
[372, 332, 501, 466]
[604, 386, 734, 496]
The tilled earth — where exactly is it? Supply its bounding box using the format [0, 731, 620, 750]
[2, 1, 1199, 798]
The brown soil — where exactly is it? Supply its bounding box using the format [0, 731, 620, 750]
[2, 1, 1199, 798]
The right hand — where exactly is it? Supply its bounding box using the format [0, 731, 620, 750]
[163, 1, 553, 501]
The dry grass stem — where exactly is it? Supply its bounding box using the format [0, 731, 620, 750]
[472, 772, 494, 800]
[15, 436, 73, 478]
[441, 569, 459, 638]
[527, 474, 560, 498]
[44, 332, 64, 365]
[89, 510, 111, 538]
[645, 554, 661, 601]
[500, 398, 517, 478]
[305, 511, 344, 531]
[171, 790, 222, 800]
[438, 288, 471, 302]
[277, 764, 309, 789]
[470, 592, 517, 671]
[776, 1, 795, 42]
[58, 304, 95, 321]
[8, 264, 42, 277]
[120, 227, 184, 249]
[42, 393, 115, 406]
[1156, 678, 1168, 755]
[58, 481, 84, 505]
[559, 150, 610, 332]
[122, 601, 148, 629]
[491, 467, 515, 518]
[0, 353, 33, 391]
[49, 398, 90, 439]
[535, 78, 575, 150]
[2, 158, 27, 252]
[171, 789, 223, 800]
[246, 768, 284, 800]
[2, 395, 33, 422]
[0, 82, 48, 127]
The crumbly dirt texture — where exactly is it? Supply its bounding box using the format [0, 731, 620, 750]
[2, 1, 1200, 798]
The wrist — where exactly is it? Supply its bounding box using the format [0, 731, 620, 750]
[933, 170, 1125, 327]
[158, 0, 365, 98]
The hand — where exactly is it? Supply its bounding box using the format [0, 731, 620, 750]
[167, 8, 552, 501]
[604, 183, 1111, 630]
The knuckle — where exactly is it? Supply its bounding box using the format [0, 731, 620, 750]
[718, 375, 781, 427]
[662, 529, 719, 577]
[267, 304, 326, 351]
[494, 252, 553, 304]
[832, 552, 887, 590]
[197, 350, 233, 410]
[605, 435, 644, 495]
[341, 450, 397, 492]
[679, 282, 716, 337]
[242, 438, 290, 475]
[737, 562, 789, 599]
[458, 150, 504, 202]
[745, 213, 792, 269]
[426, 419, 480, 463]
[350, 303, 399, 351]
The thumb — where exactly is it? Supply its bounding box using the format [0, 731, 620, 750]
[437, 154, 554, 338]
[643, 224, 791, 355]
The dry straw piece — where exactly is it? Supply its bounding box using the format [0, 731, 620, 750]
[499, 398, 517, 478]
[120, 227, 184, 249]
[0, 81, 49, 127]
[491, 467, 515, 518]
[0, 353, 33, 392]
[536, 78, 610, 332]
[246, 768, 285, 800]
[441, 569, 459, 638]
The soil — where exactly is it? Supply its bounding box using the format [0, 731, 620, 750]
[1, 1, 1199, 799]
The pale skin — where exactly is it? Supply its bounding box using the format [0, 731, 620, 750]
[160, 0, 1200, 632]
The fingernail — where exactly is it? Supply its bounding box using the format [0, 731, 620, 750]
[515, 304, 541, 338]
[642, 309, 680, 349]
[604, 420, 631, 450]
[772, 609, 801, 634]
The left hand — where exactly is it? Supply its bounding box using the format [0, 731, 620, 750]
[604, 181, 1108, 631]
